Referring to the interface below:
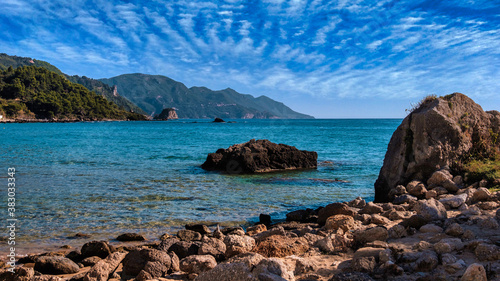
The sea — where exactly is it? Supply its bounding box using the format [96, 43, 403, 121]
[0, 119, 401, 254]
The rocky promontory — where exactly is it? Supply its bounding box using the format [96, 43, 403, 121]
[154, 108, 178, 120]
[201, 139, 318, 173]
[375, 93, 500, 202]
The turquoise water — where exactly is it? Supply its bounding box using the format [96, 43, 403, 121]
[0, 119, 400, 252]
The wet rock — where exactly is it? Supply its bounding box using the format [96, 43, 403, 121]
[81, 241, 113, 259]
[406, 180, 427, 198]
[83, 251, 127, 281]
[286, 209, 310, 223]
[325, 214, 357, 232]
[259, 214, 272, 226]
[354, 226, 388, 244]
[196, 262, 257, 281]
[439, 193, 467, 209]
[177, 229, 202, 242]
[413, 198, 447, 222]
[246, 224, 267, 236]
[318, 203, 356, 225]
[359, 202, 384, 214]
[198, 236, 227, 261]
[252, 258, 294, 281]
[461, 263, 487, 281]
[180, 255, 217, 274]
[186, 224, 212, 235]
[116, 233, 146, 242]
[445, 223, 464, 237]
[201, 139, 318, 173]
[122, 248, 171, 277]
[224, 235, 256, 258]
[34, 256, 80, 275]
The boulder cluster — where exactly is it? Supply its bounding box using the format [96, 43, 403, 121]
[2, 170, 499, 280]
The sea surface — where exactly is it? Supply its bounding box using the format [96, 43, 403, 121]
[0, 119, 400, 254]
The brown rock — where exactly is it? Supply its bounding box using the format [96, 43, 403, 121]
[370, 214, 391, 225]
[169, 241, 201, 259]
[223, 235, 256, 258]
[195, 262, 257, 281]
[116, 233, 146, 242]
[84, 251, 127, 281]
[470, 187, 491, 203]
[354, 226, 388, 244]
[407, 180, 427, 197]
[225, 252, 265, 268]
[359, 202, 384, 214]
[81, 241, 113, 259]
[474, 243, 500, 261]
[348, 197, 367, 208]
[246, 224, 267, 236]
[351, 256, 376, 273]
[374, 93, 500, 202]
[461, 263, 487, 281]
[445, 223, 464, 237]
[177, 229, 202, 242]
[252, 258, 294, 281]
[34, 256, 80, 275]
[198, 236, 226, 261]
[185, 224, 212, 235]
[317, 202, 355, 225]
[122, 248, 171, 277]
[201, 139, 317, 173]
[413, 198, 447, 222]
[253, 235, 309, 258]
[324, 214, 357, 232]
[80, 256, 102, 267]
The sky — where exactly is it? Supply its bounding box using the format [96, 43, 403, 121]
[1, 0, 499, 118]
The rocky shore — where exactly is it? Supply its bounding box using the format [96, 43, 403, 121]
[2, 93, 499, 281]
[1, 172, 499, 281]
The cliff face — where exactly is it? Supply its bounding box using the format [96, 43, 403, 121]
[154, 108, 178, 120]
[374, 93, 500, 202]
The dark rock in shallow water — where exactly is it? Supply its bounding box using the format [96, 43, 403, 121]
[374, 93, 500, 202]
[201, 139, 317, 174]
[81, 241, 113, 259]
[116, 233, 146, 241]
[213, 117, 225, 123]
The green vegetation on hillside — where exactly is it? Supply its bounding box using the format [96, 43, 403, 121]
[0, 66, 146, 121]
[100, 74, 313, 119]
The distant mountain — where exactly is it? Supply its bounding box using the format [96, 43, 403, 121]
[99, 74, 313, 119]
[0, 53, 145, 115]
[0, 66, 146, 121]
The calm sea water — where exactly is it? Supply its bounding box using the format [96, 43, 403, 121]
[0, 119, 400, 253]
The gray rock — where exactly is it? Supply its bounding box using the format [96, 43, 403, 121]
[414, 251, 438, 272]
[393, 194, 417, 205]
[351, 256, 376, 273]
[225, 252, 265, 268]
[439, 193, 467, 209]
[477, 217, 499, 229]
[34, 256, 80, 275]
[180, 255, 217, 274]
[414, 198, 447, 222]
[427, 170, 453, 188]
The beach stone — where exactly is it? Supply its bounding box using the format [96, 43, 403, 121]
[354, 226, 388, 244]
[388, 224, 407, 239]
[445, 223, 464, 237]
[254, 235, 309, 258]
[388, 185, 407, 199]
[407, 180, 427, 197]
[433, 186, 448, 195]
[439, 193, 467, 209]
[348, 197, 367, 208]
[157, 237, 180, 251]
[224, 234, 256, 258]
[225, 252, 265, 268]
[135, 270, 152, 281]
[0, 266, 34, 281]
[34, 256, 80, 275]
[328, 272, 375, 281]
[470, 187, 491, 203]
[413, 241, 432, 251]
[477, 217, 499, 229]
[168, 251, 180, 272]
[393, 194, 417, 205]
[425, 190, 438, 199]
[180, 255, 217, 274]
[325, 214, 357, 232]
[81, 241, 113, 259]
[414, 198, 447, 222]
[474, 243, 500, 261]
[196, 262, 257, 281]
[446, 260, 467, 274]
[385, 209, 408, 220]
[177, 229, 202, 242]
[318, 202, 356, 225]
[253, 226, 286, 242]
[286, 209, 309, 222]
[222, 226, 245, 235]
[246, 224, 267, 236]
[65, 250, 83, 263]
[169, 241, 201, 259]
[186, 224, 211, 235]
[414, 251, 438, 272]
[359, 202, 384, 214]
[80, 256, 102, 267]
[428, 170, 453, 187]
[370, 214, 391, 225]
[419, 224, 443, 233]
[198, 236, 226, 261]
[476, 201, 498, 210]
[402, 214, 428, 229]
[496, 208, 500, 220]
[252, 258, 294, 281]
[116, 233, 145, 242]
[441, 253, 457, 265]
[354, 247, 385, 260]
[351, 256, 376, 273]
[83, 251, 127, 281]
[461, 263, 487, 281]
[201, 139, 318, 173]
[122, 248, 171, 277]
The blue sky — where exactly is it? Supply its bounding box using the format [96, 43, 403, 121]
[1, 0, 499, 118]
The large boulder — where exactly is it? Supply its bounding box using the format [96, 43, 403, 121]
[374, 93, 500, 202]
[154, 108, 178, 120]
[201, 139, 317, 173]
[34, 256, 80, 275]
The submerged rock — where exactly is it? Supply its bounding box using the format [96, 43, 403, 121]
[201, 139, 317, 174]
